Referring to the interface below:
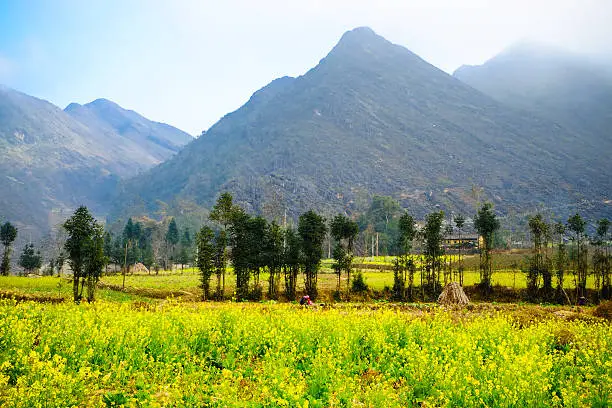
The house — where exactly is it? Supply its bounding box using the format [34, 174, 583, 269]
[442, 234, 482, 251]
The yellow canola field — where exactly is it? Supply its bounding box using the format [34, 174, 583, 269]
[0, 300, 610, 407]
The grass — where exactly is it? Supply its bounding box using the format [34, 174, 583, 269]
[102, 272, 201, 291]
[0, 276, 154, 303]
[99, 267, 598, 297]
[0, 259, 600, 307]
[0, 239, 603, 306]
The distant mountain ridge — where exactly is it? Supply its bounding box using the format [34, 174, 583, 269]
[453, 42, 612, 142]
[0, 86, 192, 238]
[65, 98, 192, 160]
[109, 27, 611, 225]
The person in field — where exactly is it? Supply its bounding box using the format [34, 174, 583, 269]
[300, 295, 313, 306]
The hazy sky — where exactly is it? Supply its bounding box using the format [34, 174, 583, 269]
[1, 0, 611, 135]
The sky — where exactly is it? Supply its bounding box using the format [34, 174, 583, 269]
[1, 0, 611, 135]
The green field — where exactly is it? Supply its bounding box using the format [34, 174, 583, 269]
[0, 276, 153, 303]
[99, 264, 599, 299]
[1, 262, 598, 305]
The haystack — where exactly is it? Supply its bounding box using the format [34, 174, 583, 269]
[437, 282, 469, 307]
[132, 263, 149, 274]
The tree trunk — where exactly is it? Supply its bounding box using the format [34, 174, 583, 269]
[123, 241, 128, 289]
[73, 274, 80, 302]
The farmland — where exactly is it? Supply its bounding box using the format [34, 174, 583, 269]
[0, 298, 610, 407]
[1, 267, 611, 407]
[0, 245, 609, 407]
[0, 253, 601, 304]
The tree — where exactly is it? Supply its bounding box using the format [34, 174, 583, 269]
[228, 208, 252, 300]
[196, 226, 215, 300]
[149, 221, 167, 274]
[109, 235, 124, 273]
[55, 251, 65, 277]
[0, 222, 18, 276]
[139, 237, 155, 272]
[122, 218, 141, 288]
[423, 211, 445, 297]
[84, 223, 106, 302]
[283, 227, 301, 300]
[19, 243, 42, 274]
[332, 243, 348, 293]
[474, 203, 500, 292]
[454, 214, 466, 285]
[213, 230, 227, 299]
[394, 212, 416, 300]
[177, 228, 193, 271]
[526, 214, 551, 299]
[593, 218, 610, 300]
[45, 224, 67, 277]
[553, 222, 569, 303]
[209, 192, 235, 229]
[245, 216, 267, 299]
[265, 221, 284, 299]
[209, 192, 237, 292]
[361, 195, 401, 255]
[366, 195, 401, 232]
[298, 210, 327, 300]
[63, 206, 106, 302]
[165, 218, 180, 270]
[443, 223, 454, 284]
[103, 231, 113, 273]
[330, 214, 359, 292]
[567, 213, 587, 299]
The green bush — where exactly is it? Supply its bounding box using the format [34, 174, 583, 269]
[352, 271, 368, 293]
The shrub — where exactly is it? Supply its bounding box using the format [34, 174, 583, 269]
[351, 272, 368, 293]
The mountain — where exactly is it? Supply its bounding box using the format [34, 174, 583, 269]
[0, 86, 192, 237]
[105, 28, 608, 224]
[453, 42, 612, 140]
[65, 98, 192, 161]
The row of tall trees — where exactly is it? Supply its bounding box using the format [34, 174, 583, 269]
[3, 194, 610, 305]
[388, 205, 499, 301]
[388, 205, 498, 301]
[196, 193, 331, 301]
[194, 194, 505, 302]
[526, 213, 610, 302]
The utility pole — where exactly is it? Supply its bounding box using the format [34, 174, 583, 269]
[283, 208, 287, 249]
[376, 233, 379, 257]
[371, 235, 374, 259]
